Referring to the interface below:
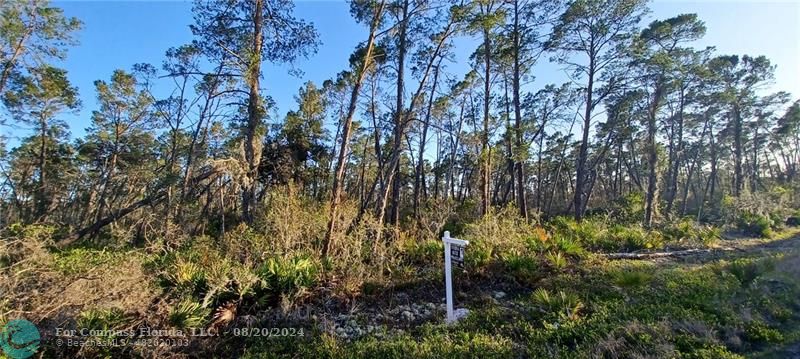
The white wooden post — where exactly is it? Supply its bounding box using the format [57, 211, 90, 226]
[444, 231, 453, 322]
[442, 231, 469, 323]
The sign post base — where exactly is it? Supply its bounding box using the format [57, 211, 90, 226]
[445, 308, 470, 324]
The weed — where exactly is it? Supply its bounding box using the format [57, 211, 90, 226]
[257, 255, 319, 296]
[169, 300, 210, 329]
[531, 288, 584, 321]
[502, 252, 539, 282]
[613, 270, 653, 289]
[744, 321, 784, 344]
[545, 251, 568, 270]
[554, 236, 585, 257]
[52, 247, 128, 275]
[736, 212, 775, 238]
[728, 259, 771, 288]
[404, 240, 443, 265]
[77, 307, 130, 333]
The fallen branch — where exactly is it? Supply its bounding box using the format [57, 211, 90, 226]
[602, 247, 735, 260]
[59, 168, 221, 248]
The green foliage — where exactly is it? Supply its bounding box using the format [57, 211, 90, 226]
[462, 206, 539, 265]
[75, 307, 131, 357]
[169, 300, 210, 329]
[0, 1, 82, 68]
[170, 257, 207, 290]
[736, 212, 774, 238]
[257, 255, 319, 296]
[609, 192, 645, 223]
[744, 321, 784, 344]
[606, 224, 663, 251]
[553, 235, 585, 257]
[726, 258, 773, 288]
[545, 251, 568, 270]
[549, 216, 606, 245]
[5, 223, 59, 242]
[244, 331, 515, 359]
[530, 288, 584, 321]
[661, 219, 721, 247]
[52, 247, 128, 275]
[549, 216, 722, 252]
[594, 322, 678, 359]
[682, 345, 745, 359]
[405, 240, 443, 265]
[612, 269, 653, 289]
[501, 252, 539, 282]
[464, 243, 492, 268]
[77, 307, 130, 333]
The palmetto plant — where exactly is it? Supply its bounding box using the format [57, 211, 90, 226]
[546, 251, 568, 270]
[169, 300, 210, 329]
[531, 288, 584, 321]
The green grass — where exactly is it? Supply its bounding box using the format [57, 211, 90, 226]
[52, 247, 131, 274]
[241, 250, 800, 358]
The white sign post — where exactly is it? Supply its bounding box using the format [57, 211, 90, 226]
[443, 231, 469, 324]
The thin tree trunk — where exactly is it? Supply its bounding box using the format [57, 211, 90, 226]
[511, 0, 528, 220]
[323, 1, 384, 259]
[481, 23, 492, 216]
[645, 83, 664, 227]
[242, 0, 265, 223]
[575, 58, 595, 221]
[414, 64, 440, 218]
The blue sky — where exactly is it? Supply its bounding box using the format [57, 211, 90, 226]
[6, 0, 799, 142]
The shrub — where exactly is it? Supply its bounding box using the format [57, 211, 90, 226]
[465, 242, 492, 268]
[744, 321, 784, 344]
[683, 345, 745, 359]
[553, 235, 585, 258]
[530, 288, 583, 321]
[605, 224, 663, 251]
[170, 257, 207, 290]
[593, 321, 677, 359]
[75, 307, 131, 356]
[77, 307, 130, 333]
[609, 192, 645, 224]
[5, 223, 60, 244]
[552, 217, 607, 244]
[257, 189, 327, 255]
[524, 231, 550, 254]
[736, 212, 774, 238]
[727, 259, 772, 288]
[613, 269, 653, 289]
[461, 206, 538, 263]
[404, 240, 443, 265]
[257, 255, 319, 296]
[545, 251, 568, 270]
[661, 219, 720, 247]
[52, 247, 129, 275]
[501, 252, 539, 282]
[169, 300, 210, 329]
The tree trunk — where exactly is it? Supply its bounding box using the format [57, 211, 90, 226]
[323, 1, 384, 259]
[512, 0, 528, 219]
[644, 83, 664, 227]
[242, 0, 265, 223]
[387, 0, 409, 226]
[733, 104, 743, 197]
[665, 88, 686, 216]
[575, 59, 595, 221]
[481, 24, 492, 216]
[36, 117, 48, 220]
[414, 64, 440, 218]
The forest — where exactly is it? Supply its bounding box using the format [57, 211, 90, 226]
[1, 0, 800, 357]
